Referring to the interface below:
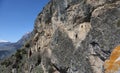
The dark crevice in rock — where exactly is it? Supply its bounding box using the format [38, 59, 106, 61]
[35, 57, 41, 66]
[90, 41, 110, 61]
[84, 5, 94, 22]
[90, 41, 99, 47]
[89, 41, 110, 61]
[106, 0, 120, 4]
[51, 63, 69, 73]
[75, 34, 78, 39]
[94, 53, 106, 61]
[101, 50, 111, 57]
[65, 4, 71, 10]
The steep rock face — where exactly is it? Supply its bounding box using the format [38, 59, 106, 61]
[30, 0, 120, 73]
[1, 0, 120, 73]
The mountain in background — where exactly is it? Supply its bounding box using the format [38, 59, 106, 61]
[16, 32, 32, 46]
[0, 40, 9, 43]
[0, 32, 32, 60]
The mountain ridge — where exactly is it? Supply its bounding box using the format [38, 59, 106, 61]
[0, 32, 32, 60]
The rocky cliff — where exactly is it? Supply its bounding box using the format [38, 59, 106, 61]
[0, 0, 120, 73]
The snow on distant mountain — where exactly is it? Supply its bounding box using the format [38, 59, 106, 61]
[0, 31, 33, 60]
[0, 40, 9, 43]
[0, 40, 11, 47]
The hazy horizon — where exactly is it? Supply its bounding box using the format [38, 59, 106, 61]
[0, 0, 49, 42]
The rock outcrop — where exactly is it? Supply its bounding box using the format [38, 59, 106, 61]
[32, 0, 120, 73]
[0, 0, 120, 73]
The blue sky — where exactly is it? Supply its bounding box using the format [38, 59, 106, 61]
[0, 0, 49, 42]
